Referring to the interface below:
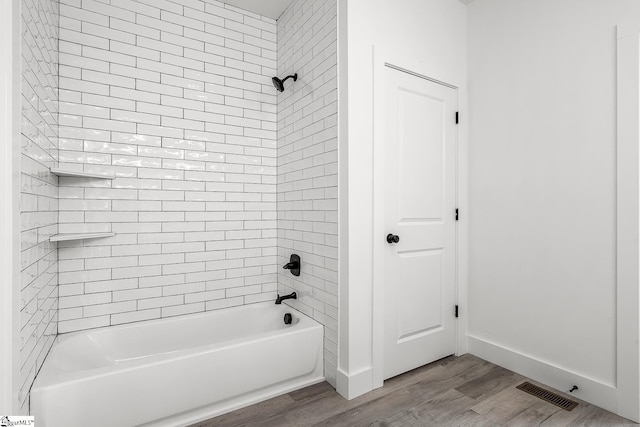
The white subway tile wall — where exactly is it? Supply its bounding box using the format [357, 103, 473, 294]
[276, 0, 338, 387]
[57, 0, 279, 333]
[20, 0, 59, 413]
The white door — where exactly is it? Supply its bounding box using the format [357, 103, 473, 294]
[383, 66, 458, 380]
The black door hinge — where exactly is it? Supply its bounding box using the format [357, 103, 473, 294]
[455, 111, 459, 124]
[455, 208, 459, 221]
[455, 305, 459, 318]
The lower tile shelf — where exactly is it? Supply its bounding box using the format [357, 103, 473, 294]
[50, 232, 116, 242]
[50, 168, 116, 179]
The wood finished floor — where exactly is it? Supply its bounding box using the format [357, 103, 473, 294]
[191, 355, 637, 427]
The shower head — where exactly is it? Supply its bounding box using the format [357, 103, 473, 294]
[272, 73, 298, 92]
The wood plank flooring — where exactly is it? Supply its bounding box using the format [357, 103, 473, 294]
[191, 355, 637, 427]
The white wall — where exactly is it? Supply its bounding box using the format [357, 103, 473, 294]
[277, 0, 338, 387]
[20, 0, 59, 413]
[337, 0, 467, 398]
[56, 0, 279, 333]
[467, 0, 640, 414]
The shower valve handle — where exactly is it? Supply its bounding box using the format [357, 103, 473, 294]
[283, 261, 299, 270]
[282, 254, 301, 276]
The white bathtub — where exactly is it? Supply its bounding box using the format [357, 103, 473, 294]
[31, 302, 324, 427]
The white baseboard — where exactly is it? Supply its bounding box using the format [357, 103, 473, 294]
[336, 366, 373, 400]
[468, 335, 618, 414]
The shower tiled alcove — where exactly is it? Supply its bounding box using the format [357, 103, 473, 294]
[20, 0, 337, 410]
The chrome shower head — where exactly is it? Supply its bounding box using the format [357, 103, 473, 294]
[272, 73, 298, 92]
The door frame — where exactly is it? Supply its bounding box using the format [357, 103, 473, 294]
[371, 47, 468, 388]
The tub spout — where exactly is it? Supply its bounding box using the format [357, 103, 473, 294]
[275, 292, 297, 304]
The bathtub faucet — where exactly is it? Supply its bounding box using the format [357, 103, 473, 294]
[275, 292, 297, 304]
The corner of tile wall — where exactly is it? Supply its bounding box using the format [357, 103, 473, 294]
[20, 0, 60, 413]
[276, 0, 338, 388]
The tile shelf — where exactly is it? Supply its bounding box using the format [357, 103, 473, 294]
[50, 232, 116, 242]
[50, 168, 116, 242]
[50, 168, 115, 179]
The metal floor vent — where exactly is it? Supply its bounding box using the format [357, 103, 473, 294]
[516, 382, 579, 411]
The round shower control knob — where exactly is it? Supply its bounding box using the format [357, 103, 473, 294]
[386, 234, 400, 244]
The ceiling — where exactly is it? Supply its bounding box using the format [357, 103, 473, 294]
[223, 0, 474, 21]
[221, 0, 294, 20]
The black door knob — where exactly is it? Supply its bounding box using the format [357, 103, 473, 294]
[386, 234, 400, 244]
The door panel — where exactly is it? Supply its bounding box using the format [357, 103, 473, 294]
[383, 66, 457, 380]
[398, 89, 444, 221]
[397, 249, 444, 341]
